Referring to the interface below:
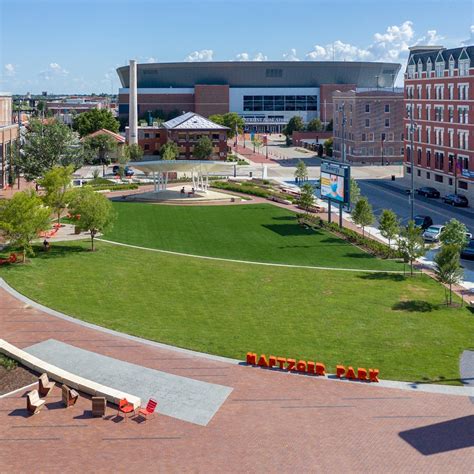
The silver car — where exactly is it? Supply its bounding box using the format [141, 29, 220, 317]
[422, 225, 445, 242]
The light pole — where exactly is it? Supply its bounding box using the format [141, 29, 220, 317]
[408, 104, 418, 221]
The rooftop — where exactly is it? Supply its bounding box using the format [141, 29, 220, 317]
[162, 112, 229, 130]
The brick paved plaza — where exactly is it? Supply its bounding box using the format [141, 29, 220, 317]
[1, 286, 473, 472]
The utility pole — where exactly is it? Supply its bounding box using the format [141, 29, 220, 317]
[408, 103, 417, 221]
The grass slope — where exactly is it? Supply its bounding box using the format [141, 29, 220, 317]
[2, 241, 473, 384]
[103, 202, 401, 271]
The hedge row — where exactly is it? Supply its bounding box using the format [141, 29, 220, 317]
[298, 213, 400, 259]
[212, 180, 296, 203]
[86, 183, 139, 192]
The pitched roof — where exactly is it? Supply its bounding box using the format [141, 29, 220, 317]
[162, 112, 229, 130]
[83, 128, 125, 143]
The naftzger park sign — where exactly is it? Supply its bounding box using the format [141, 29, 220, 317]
[246, 352, 379, 382]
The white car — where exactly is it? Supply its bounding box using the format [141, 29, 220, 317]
[422, 225, 445, 242]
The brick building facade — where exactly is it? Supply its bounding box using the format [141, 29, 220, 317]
[0, 94, 19, 188]
[404, 45, 474, 202]
[333, 89, 404, 164]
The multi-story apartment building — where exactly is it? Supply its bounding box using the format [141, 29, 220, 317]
[333, 89, 404, 164]
[0, 93, 19, 188]
[404, 45, 473, 202]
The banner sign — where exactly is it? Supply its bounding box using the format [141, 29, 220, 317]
[320, 160, 351, 205]
[246, 352, 379, 382]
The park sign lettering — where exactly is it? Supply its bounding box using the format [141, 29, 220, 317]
[246, 352, 379, 383]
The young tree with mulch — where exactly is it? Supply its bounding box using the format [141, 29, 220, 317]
[352, 197, 374, 237]
[379, 209, 399, 247]
[397, 220, 426, 276]
[434, 244, 463, 305]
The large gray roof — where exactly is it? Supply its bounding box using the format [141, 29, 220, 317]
[117, 61, 401, 89]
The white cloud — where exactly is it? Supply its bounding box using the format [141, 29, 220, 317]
[461, 25, 474, 46]
[146, 57, 156, 63]
[185, 49, 214, 62]
[4, 63, 15, 76]
[39, 62, 68, 80]
[306, 40, 371, 61]
[235, 52, 267, 61]
[282, 48, 299, 61]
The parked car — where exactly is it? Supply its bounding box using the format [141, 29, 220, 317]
[413, 215, 433, 230]
[416, 186, 440, 198]
[422, 225, 445, 242]
[124, 166, 134, 177]
[460, 239, 474, 260]
[442, 194, 469, 207]
[112, 165, 120, 174]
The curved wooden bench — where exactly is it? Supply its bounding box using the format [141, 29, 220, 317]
[0, 339, 141, 409]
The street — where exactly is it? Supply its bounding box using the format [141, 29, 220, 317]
[358, 178, 474, 233]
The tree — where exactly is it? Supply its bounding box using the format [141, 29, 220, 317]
[397, 220, 426, 276]
[39, 165, 74, 225]
[298, 183, 315, 214]
[83, 134, 117, 176]
[439, 218, 468, 250]
[193, 136, 213, 160]
[306, 118, 323, 132]
[294, 160, 308, 182]
[352, 198, 374, 237]
[379, 209, 399, 247]
[68, 187, 115, 251]
[324, 137, 333, 157]
[326, 119, 333, 132]
[434, 244, 463, 305]
[252, 135, 263, 153]
[123, 143, 143, 162]
[283, 116, 304, 136]
[19, 119, 85, 180]
[350, 178, 361, 208]
[160, 141, 179, 160]
[72, 108, 120, 137]
[0, 190, 51, 262]
[209, 112, 244, 139]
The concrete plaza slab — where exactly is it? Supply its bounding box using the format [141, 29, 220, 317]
[24, 339, 233, 426]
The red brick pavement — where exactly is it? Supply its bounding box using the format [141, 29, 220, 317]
[233, 144, 276, 164]
[1, 287, 473, 472]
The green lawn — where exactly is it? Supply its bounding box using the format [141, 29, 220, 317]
[2, 240, 473, 384]
[103, 202, 401, 271]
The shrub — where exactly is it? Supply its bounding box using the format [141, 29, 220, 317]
[85, 184, 139, 192]
[0, 355, 17, 371]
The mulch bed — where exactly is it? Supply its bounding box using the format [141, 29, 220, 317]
[0, 365, 38, 396]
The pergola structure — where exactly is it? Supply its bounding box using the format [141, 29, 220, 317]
[129, 160, 235, 193]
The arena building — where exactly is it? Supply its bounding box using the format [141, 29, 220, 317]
[116, 61, 401, 133]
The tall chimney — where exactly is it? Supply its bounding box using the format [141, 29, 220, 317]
[129, 59, 138, 145]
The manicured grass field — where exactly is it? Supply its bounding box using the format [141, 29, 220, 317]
[2, 240, 473, 384]
[103, 202, 401, 271]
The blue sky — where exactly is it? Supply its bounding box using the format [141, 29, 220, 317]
[1, 0, 473, 94]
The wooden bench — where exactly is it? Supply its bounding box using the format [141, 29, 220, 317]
[0, 339, 141, 409]
[27, 390, 45, 415]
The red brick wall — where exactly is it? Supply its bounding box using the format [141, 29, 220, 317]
[194, 85, 229, 117]
[319, 84, 356, 123]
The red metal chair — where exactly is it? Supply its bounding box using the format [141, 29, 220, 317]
[117, 398, 135, 422]
[136, 398, 157, 421]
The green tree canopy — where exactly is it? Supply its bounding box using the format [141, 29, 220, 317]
[69, 187, 115, 251]
[294, 160, 308, 182]
[378, 209, 399, 247]
[351, 197, 374, 236]
[350, 178, 360, 208]
[123, 143, 143, 162]
[209, 112, 244, 139]
[193, 136, 213, 160]
[283, 116, 304, 136]
[439, 218, 469, 250]
[0, 190, 51, 262]
[325, 119, 333, 131]
[72, 108, 120, 137]
[324, 137, 333, 157]
[161, 141, 179, 161]
[19, 119, 85, 180]
[306, 118, 323, 132]
[397, 220, 426, 276]
[434, 244, 463, 305]
[39, 165, 74, 224]
[83, 134, 118, 175]
[298, 183, 315, 214]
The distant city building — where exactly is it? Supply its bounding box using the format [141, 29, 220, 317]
[126, 112, 229, 160]
[46, 97, 111, 125]
[0, 93, 19, 188]
[333, 89, 404, 164]
[116, 61, 401, 133]
[404, 45, 473, 201]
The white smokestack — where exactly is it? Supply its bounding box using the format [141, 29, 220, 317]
[129, 59, 138, 145]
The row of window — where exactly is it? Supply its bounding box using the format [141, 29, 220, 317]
[334, 143, 403, 156]
[406, 103, 470, 124]
[243, 95, 318, 112]
[407, 166, 470, 190]
[407, 55, 470, 79]
[407, 147, 470, 171]
[334, 131, 403, 142]
[407, 124, 470, 150]
[336, 103, 391, 113]
[406, 83, 470, 100]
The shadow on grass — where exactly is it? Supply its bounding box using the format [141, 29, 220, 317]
[262, 224, 318, 236]
[360, 273, 406, 282]
[392, 300, 437, 312]
[344, 252, 377, 259]
[271, 215, 297, 221]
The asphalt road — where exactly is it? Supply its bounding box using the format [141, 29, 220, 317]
[358, 179, 474, 234]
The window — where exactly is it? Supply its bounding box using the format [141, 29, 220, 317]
[417, 85, 422, 99]
[406, 166, 412, 174]
[426, 172, 431, 179]
[426, 58, 433, 75]
[459, 181, 468, 190]
[449, 178, 453, 185]
[155, 133, 160, 138]
[426, 85, 431, 100]
[365, 104, 370, 113]
[448, 154, 455, 172]
[144, 144, 150, 151]
[381, 132, 386, 141]
[417, 149, 422, 164]
[385, 118, 390, 128]
[365, 119, 370, 127]
[448, 84, 454, 100]
[448, 106, 454, 123]
[426, 150, 431, 167]
[144, 133, 150, 138]
[417, 59, 423, 76]
[426, 105, 431, 121]
[417, 169, 421, 177]
[361, 133, 366, 141]
[435, 61, 444, 78]
[435, 174, 443, 183]
[417, 105, 422, 119]
[265, 68, 282, 78]
[385, 104, 390, 113]
[407, 65, 415, 79]
[448, 56, 455, 76]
